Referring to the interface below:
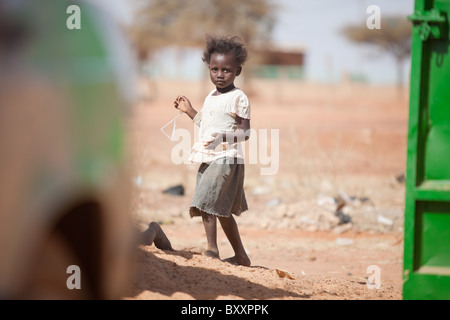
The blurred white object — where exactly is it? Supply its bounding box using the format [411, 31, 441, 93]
[377, 215, 394, 226]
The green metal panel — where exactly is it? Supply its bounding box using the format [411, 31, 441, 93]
[25, 0, 128, 187]
[252, 65, 305, 79]
[253, 65, 279, 78]
[403, 0, 450, 300]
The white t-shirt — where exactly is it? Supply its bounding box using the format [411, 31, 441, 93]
[189, 87, 251, 164]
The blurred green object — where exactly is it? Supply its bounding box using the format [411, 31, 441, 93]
[403, 0, 450, 300]
[252, 65, 305, 79]
[0, 0, 137, 299]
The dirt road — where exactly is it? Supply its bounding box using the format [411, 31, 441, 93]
[124, 80, 408, 300]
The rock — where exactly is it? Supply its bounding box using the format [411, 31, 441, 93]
[251, 186, 271, 195]
[317, 194, 336, 207]
[163, 184, 185, 196]
[277, 219, 290, 229]
[335, 210, 352, 225]
[377, 215, 393, 226]
[336, 238, 354, 246]
[257, 217, 271, 229]
[140, 222, 174, 251]
[286, 203, 300, 218]
[299, 215, 316, 226]
[338, 190, 353, 204]
[396, 173, 405, 183]
[333, 223, 353, 234]
[274, 204, 288, 218]
[266, 198, 281, 207]
[319, 179, 334, 192]
[275, 269, 295, 280]
[133, 175, 143, 187]
[305, 225, 318, 232]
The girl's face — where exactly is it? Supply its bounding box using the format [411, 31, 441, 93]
[208, 52, 242, 90]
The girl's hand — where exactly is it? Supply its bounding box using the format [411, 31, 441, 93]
[204, 132, 223, 150]
[174, 95, 192, 113]
[174, 95, 198, 120]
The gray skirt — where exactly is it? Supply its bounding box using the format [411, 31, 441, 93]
[189, 157, 248, 218]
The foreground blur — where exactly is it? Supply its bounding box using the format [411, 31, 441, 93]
[0, 1, 138, 299]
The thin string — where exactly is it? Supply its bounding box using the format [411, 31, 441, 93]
[160, 110, 183, 141]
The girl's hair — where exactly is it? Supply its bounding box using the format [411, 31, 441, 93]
[202, 34, 248, 66]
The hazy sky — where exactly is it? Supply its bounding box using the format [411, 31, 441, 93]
[102, 0, 415, 84]
[272, 0, 415, 83]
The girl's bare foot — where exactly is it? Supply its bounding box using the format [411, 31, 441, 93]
[223, 255, 251, 267]
[202, 248, 220, 259]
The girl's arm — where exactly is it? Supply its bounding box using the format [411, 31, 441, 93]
[174, 95, 198, 120]
[204, 116, 251, 149]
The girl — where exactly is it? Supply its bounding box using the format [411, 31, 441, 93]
[174, 34, 251, 266]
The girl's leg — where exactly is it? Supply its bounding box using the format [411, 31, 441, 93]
[201, 212, 220, 258]
[218, 215, 251, 266]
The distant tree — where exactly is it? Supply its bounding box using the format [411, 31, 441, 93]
[341, 16, 412, 87]
[129, 0, 277, 59]
[128, 0, 277, 97]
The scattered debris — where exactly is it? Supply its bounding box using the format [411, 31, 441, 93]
[335, 210, 352, 225]
[333, 190, 373, 208]
[335, 238, 354, 246]
[317, 194, 335, 207]
[163, 184, 185, 196]
[275, 269, 295, 280]
[332, 223, 353, 234]
[332, 191, 353, 225]
[396, 173, 405, 184]
[266, 198, 281, 207]
[337, 190, 353, 204]
[133, 175, 143, 187]
[377, 215, 393, 226]
[341, 265, 352, 276]
[251, 186, 271, 196]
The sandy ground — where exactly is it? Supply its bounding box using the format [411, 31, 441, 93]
[123, 79, 409, 300]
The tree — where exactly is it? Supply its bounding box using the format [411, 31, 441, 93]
[129, 0, 277, 58]
[341, 16, 412, 88]
[128, 0, 277, 97]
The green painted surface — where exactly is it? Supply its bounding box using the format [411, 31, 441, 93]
[24, 1, 126, 187]
[252, 65, 305, 79]
[415, 201, 450, 267]
[403, 0, 450, 300]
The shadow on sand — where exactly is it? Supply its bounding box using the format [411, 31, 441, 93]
[128, 247, 309, 300]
